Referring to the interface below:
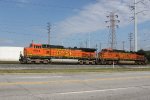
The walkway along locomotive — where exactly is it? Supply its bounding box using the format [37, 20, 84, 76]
[19, 43, 147, 65]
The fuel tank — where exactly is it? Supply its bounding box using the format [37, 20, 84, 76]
[50, 59, 79, 64]
[119, 60, 135, 64]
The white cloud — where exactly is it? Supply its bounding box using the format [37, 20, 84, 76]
[55, 0, 150, 37]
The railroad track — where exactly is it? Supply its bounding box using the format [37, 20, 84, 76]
[0, 64, 149, 70]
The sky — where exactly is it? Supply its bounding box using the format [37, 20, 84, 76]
[0, 0, 150, 51]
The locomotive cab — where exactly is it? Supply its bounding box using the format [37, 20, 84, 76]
[29, 43, 42, 48]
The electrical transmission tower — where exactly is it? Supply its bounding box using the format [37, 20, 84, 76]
[47, 22, 51, 45]
[105, 12, 120, 49]
[128, 32, 133, 51]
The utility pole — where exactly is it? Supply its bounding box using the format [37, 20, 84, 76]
[129, 33, 133, 51]
[134, 0, 138, 52]
[96, 44, 98, 60]
[32, 40, 34, 44]
[99, 42, 102, 51]
[47, 22, 51, 45]
[129, 0, 148, 51]
[122, 41, 125, 50]
[105, 12, 120, 49]
[80, 42, 83, 48]
[85, 40, 88, 48]
[88, 33, 91, 48]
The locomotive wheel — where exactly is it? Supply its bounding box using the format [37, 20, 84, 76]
[79, 60, 84, 65]
[108, 61, 112, 65]
[26, 60, 32, 64]
[34, 59, 41, 64]
[43, 59, 49, 64]
[113, 61, 117, 65]
[31, 61, 36, 64]
[91, 61, 96, 65]
[85, 60, 90, 65]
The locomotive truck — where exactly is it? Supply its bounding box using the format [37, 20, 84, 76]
[19, 43, 147, 65]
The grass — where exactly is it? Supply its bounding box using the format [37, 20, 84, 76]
[0, 67, 150, 73]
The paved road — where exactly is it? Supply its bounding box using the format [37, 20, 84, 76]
[0, 72, 150, 100]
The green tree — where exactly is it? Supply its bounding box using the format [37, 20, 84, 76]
[137, 49, 146, 55]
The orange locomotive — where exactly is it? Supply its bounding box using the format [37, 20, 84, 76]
[19, 43, 147, 65]
[19, 43, 96, 64]
[98, 49, 147, 65]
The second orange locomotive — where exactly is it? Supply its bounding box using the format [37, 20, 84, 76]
[98, 49, 146, 65]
